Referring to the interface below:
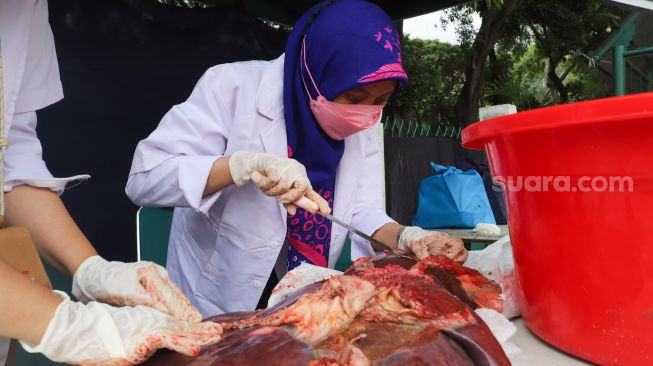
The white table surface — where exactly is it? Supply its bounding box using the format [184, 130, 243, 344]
[434, 225, 509, 243]
[509, 318, 592, 366]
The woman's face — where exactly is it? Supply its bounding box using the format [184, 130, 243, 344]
[333, 80, 397, 106]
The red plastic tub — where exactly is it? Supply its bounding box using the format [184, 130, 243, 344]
[462, 92, 653, 365]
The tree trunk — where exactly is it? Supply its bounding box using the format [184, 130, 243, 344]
[454, 0, 523, 126]
[546, 56, 568, 103]
[487, 48, 508, 105]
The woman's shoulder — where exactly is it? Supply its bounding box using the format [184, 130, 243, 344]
[195, 55, 284, 109]
[203, 56, 283, 84]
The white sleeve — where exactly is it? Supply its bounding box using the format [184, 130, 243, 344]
[125, 67, 232, 215]
[14, 0, 63, 113]
[2, 1, 87, 194]
[349, 127, 395, 259]
[3, 112, 54, 192]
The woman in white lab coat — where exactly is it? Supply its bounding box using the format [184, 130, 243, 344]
[127, 0, 467, 316]
[0, 1, 221, 364]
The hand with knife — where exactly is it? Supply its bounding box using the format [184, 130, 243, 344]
[204, 151, 331, 216]
[296, 193, 467, 263]
[215, 151, 467, 263]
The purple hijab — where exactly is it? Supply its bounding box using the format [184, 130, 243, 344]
[283, 0, 408, 270]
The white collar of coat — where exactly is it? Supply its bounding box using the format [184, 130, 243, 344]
[256, 54, 285, 120]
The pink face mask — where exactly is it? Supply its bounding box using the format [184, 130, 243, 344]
[301, 37, 384, 141]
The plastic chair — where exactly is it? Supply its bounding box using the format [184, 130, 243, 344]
[136, 207, 174, 266]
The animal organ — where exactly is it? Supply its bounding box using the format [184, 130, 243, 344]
[144, 254, 509, 366]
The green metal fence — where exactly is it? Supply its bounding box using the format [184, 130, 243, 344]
[382, 116, 462, 140]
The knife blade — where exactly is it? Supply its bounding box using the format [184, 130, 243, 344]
[325, 214, 394, 253]
[291, 196, 394, 253]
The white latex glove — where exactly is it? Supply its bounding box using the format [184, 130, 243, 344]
[72, 256, 202, 322]
[228, 151, 330, 215]
[398, 226, 468, 263]
[20, 291, 222, 366]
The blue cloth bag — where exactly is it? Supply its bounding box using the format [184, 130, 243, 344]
[412, 162, 496, 229]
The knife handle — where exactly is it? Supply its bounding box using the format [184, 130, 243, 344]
[294, 196, 319, 213]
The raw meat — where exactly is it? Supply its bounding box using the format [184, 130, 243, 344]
[144, 254, 510, 366]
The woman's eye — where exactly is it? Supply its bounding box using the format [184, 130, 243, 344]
[347, 95, 363, 104]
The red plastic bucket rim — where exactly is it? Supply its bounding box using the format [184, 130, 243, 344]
[462, 91, 653, 150]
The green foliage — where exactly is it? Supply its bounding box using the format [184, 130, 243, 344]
[484, 42, 613, 110]
[499, 0, 625, 103]
[390, 0, 625, 127]
[517, 0, 622, 56]
[440, 6, 478, 49]
[484, 46, 553, 110]
[485, 0, 504, 8]
[387, 37, 465, 125]
[562, 59, 612, 100]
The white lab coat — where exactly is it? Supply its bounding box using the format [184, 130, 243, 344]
[0, 0, 87, 193]
[0, 0, 82, 362]
[126, 55, 394, 315]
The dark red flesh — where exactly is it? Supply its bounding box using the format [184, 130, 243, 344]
[144, 254, 510, 366]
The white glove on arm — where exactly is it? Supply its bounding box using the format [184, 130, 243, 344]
[72, 256, 202, 322]
[20, 291, 222, 366]
[228, 151, 330, 215]
[398, 226, 468, 263]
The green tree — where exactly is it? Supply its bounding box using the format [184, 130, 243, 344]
[446, 0, 524, 126]
[513, 0, 624, 103]
[484, 45, 553, 110]
[442, 0, 623, 125]
[388, 37, 465, 126]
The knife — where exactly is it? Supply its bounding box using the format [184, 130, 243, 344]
[292, 196, 394, 252]
[324, 214, 394, 253]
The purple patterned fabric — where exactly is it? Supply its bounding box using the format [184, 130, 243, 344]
[283, 0, 408, 270]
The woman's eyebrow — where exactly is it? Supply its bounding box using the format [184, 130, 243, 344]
[349, 88, 371, 95]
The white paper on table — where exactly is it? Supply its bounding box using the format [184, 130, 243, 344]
[475, 308, 520, 355]
[267, 263, 343, 308]
[473, 223, 502, 235]
[465, 235, 521, 319]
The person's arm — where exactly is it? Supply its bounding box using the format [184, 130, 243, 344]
[4, 186, 96, 277]
[347, 128, 397, 258]
[127, 66, 328, 216]
[204, 155, 328, 215]
[3, 0, 205, 324]
[350, 129, 467, 262]
[125, 66, 234, 215]
[0, 260, 222, 365]
[3, 115, 204, 321]
[371, 221, 402, 249]
[203, 157, 233, 197]
[4, 0, 91, 276]
[0, 259, 61, 344]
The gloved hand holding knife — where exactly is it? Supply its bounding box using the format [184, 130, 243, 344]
[227, 151, 467, 263]
[295, 196, 467, 263]
[228, 151, 331, 216]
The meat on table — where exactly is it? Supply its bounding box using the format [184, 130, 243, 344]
[144, 254, 510, 366]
